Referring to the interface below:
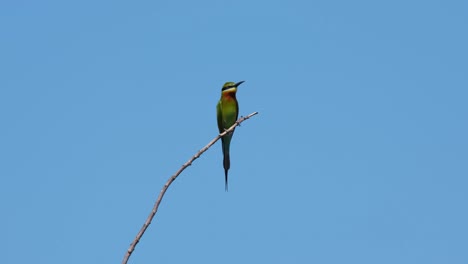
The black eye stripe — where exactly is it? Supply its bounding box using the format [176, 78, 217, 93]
[222, 85, 235, 91]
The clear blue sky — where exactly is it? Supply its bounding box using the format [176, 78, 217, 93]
[2, 1, 467, 263]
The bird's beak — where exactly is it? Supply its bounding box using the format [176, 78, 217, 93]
[235, 81, 245, 87]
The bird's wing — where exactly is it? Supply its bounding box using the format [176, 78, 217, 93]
[235, 99, 239, 121]
[216, 100, 224, 133]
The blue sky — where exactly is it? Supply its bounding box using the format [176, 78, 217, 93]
[2, 0, 467, 263]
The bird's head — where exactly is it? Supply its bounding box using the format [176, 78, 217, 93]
[221, 81, 245, 93]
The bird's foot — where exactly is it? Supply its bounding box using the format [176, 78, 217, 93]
[237, 116, 244, 126]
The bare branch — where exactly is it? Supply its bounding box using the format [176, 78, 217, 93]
[122, 111, 259, 264]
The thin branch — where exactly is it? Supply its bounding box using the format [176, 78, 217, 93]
[122, 111, 259, 264]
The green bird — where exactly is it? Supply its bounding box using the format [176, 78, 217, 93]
[217, 80, 244, 191]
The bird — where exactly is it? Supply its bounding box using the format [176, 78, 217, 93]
[216, 81, 244, 191]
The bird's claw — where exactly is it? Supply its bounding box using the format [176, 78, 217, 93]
[235, 116, 244, 127]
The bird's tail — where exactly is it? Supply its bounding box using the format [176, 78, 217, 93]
[223, 152, 230, 191]
[222, 137, 231, 192]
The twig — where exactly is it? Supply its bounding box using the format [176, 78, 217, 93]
[122, 111, 259, 264]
